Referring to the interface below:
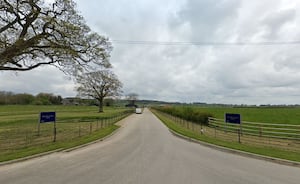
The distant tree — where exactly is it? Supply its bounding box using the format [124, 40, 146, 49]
[76, 70, 122, 112]
[0, 91, 34, 104]
[104, 98, 114, 107]
[34, 93, 62, 105]
[0, 0, 111, 73]
[0, 91, 13, 104]
[49, 95, 62, 105]
[34, 93, 51, 105]
[0, 91, 63, 105]
[127, 93, 138, 107]
[12, 93, 35, 104]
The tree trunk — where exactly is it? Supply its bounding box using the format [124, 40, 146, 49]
[98, 99, 104, 113]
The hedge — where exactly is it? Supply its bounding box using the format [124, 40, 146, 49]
[152, 106, 213, 125]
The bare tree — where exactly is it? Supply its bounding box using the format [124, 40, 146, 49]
[76, 70, 122, 112]
[127, 93, 138, 107]
[0, 0, 111, 73]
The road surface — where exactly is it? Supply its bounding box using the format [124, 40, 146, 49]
[0, 108, 299, 184]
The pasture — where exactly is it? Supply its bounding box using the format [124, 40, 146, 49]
[0, 105, 133, 162]
[196, 106, 300, 125]
[152, 106, 300, 162]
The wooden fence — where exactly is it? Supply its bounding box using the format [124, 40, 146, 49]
[154, 110, 300, 152]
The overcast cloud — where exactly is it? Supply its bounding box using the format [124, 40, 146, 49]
[1, 0, 300, 105]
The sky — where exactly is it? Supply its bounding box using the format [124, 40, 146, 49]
[1, 0, 300, 105]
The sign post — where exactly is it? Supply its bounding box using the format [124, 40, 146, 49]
[225, 113, 242, 143]
[225, 113, 241, 124]
[39, 112, 56, 142]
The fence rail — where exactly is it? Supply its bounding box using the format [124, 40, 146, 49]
[0, 111, 132, 156]
[153, 110, 300, 152]
[209, 117, 300, 140]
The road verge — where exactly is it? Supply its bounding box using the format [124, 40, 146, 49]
[169, 128, 300, 168]
[152, 109, 300, 167]
[0, 125, 121, 166]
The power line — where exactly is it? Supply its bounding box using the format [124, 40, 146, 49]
[110, 40, 300, 46]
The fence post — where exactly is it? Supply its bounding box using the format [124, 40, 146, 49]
[78, 124, 81, 137]
[25, 130, 29, 145]
[90, 122, 92, 134]
[240, 122, 243, 136]
[53, 119, 57, 142]
[214, 125, 217, 138]
[259, 127, 262, 137]
[238, 129, 241, 143]
[37, 117, 41, 136]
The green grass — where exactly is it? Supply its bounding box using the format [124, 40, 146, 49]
[1, 126, 119, 162]
[0, 105, 132, 162]
[0, 105, 131, 125]
[153, 110, 300, 163]
[193, 106, 300, 124]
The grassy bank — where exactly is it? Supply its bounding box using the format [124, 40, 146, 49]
[0, 105, 132, 162]
[152, 110, 300, 162]
[1, 126, 119, 162]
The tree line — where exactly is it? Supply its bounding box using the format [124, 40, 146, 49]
[0, 91, 62, 105]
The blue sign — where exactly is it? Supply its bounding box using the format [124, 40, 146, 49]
[40, 112, 56, 123]
[225, 113, 241, 124]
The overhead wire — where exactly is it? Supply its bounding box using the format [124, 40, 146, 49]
[110, 40, 300, 46]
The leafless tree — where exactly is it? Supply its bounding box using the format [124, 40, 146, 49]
[0, 0, 111, 73]
[76, 70, 122, 112]
[127, 93, 138, 106]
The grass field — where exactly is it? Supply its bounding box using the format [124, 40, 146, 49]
[152, 105, 300, 162]
[175, 106, 300, 124]
[152, 110, 300, 162]
[0, 105, 133, 162]
[0, 105, 130, 124]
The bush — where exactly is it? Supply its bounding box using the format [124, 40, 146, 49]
[153, 106, 212, 125]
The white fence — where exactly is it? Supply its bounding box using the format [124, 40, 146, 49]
[153, 110, 300, 152]
[209, 117, 300, 140]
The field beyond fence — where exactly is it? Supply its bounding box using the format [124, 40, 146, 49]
[208, 117, 300, 151]
[0, 105, 133, 162]
[152, 106, 300, 161]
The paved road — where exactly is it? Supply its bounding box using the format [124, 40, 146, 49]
[0, 109, 299, 184]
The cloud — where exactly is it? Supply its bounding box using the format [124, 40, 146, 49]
[169, 0, 241, 41]
[1, 0, 300, 104]
[0, 67, 76, 97]
[260, 8, 296, 39]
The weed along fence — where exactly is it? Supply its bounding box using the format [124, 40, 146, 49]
[0, 110, 132, 159]
[152, 108, 300, 152]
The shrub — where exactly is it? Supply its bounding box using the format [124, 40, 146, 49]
[153, 106, 212, 125]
